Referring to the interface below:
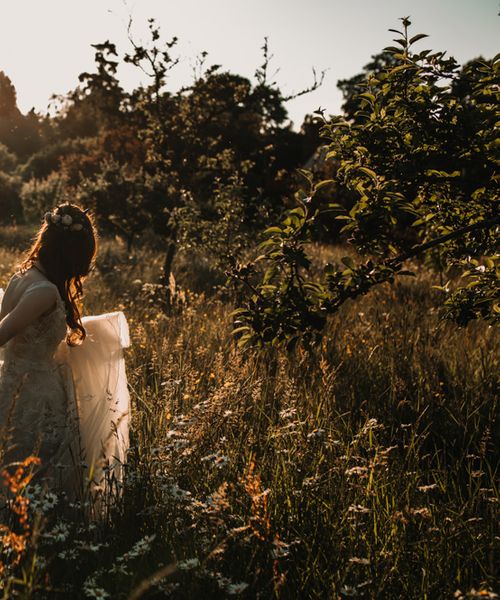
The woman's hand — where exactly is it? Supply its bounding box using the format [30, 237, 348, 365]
[0, 287, 57, 347]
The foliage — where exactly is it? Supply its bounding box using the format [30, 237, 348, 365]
[0, 171, 22, 223]
[20, 172, 69, 221]
[0, 72, 45, 159]
[52, 41, 126, 141]
[0, 143, 16, 173]
[337, 50, 398, 121]
[122, 21, 308, 236]
[0, 71, 18, 119]
[5, 21, 321, 306]
[231, 18, 499, 349]
[19, 138, 89, 181]
[0, 240, 497, 599]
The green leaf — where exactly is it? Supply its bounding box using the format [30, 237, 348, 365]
[384, 46, 403, 54]
[359, 92, 376, 104]
[314, 179, 335, 191]
[341, 256, 356, 270]
[358, 166, 378, 183]
[289, 206, 306, 217]
[393, 37, 407, 47]
[409, 33, 429, 44]
[297, 168, 313, 183]
[232, 326, 250, 336]
[237, 334, 252, 348]
[230, 308, 249, 317]
[390, 64, 415, 74]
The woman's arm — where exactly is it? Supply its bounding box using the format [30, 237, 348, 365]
[0, 287, 6, 321]
[0, 287, 57, 347]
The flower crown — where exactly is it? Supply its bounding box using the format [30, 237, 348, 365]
[44, 207, 89, 232]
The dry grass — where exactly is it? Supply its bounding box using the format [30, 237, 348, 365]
[0, 227, 498, 599]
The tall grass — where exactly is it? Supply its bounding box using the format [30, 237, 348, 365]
[0, 228, 498, 599]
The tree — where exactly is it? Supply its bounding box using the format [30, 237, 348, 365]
[54, 41, 126, 140]
[0, 72, 43, 159]
[0, 71, 17, 117]
[337, 51, 398, 121]
[116, 19, 323, 304]
[231, 18, 499, 350]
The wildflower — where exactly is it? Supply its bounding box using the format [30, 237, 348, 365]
[84, 587, 109, 599]
[340, 585, 358, 597]
[279, 407, 297, 420]
[360, 418, 384, 434]
[411, 507, 432, 519]
[417, 483, 439, 492]
[307, 428, 325, 440]
[349, 557, 370, 565]
[40, 492, 58, 511]
[271, 538, 291, 558]
[162, 483, 191, 501]
[201, 451, 229, 469]
[303, 475, 320, 487]
[58, 548, 79, 560]
[116, 535, 156, 563]
[178, 558, 200, 570]
[109, 563, 129, 575]
[345, 466, 369, 477]
[348, 504, 371, 514]
[455, 590, 498, 599]
[227, 582, 249, 595]
[44, 522, 70, 542]
[173, 438, 190, 450]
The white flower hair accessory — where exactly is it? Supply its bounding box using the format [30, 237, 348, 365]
[44, 207, 89, 232]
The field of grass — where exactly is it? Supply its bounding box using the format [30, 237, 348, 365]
[0, 226, 498, 599]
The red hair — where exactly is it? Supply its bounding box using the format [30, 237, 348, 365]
[20, 203, 97, 345]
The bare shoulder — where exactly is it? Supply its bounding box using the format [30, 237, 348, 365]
[6, 270, 59, 315]
[23, 280, 59, 305]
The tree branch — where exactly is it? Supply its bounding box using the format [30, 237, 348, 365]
[389, 213, 499, 267]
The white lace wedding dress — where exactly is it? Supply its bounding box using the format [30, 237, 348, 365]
[0, 276, 130, 504]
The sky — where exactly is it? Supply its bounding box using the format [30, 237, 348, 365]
[0, 0, 498, 129]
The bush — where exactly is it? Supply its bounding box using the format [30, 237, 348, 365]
[0, 142, 17, 173]
[18, 138, 88, 181]
[20, 172, 69, 222]
[0, 171, 22, 223]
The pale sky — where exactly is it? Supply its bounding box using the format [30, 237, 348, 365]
[0, 0, 498, 128]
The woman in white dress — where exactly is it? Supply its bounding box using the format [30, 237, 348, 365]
[0, 204, 130, 509]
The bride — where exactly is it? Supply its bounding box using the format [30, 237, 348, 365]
[0, 203, 130, 509]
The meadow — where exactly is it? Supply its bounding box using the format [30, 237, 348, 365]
[0, 225, 497, 599]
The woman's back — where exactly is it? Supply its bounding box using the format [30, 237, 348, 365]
[1, 269, 67, 366]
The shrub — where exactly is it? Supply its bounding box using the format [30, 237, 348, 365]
[20, 172, 69, 222]
[0, 171, 22, 223]
[0, 142, 16, 173]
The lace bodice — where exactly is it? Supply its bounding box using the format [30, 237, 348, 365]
[3, 279, 67, 370]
